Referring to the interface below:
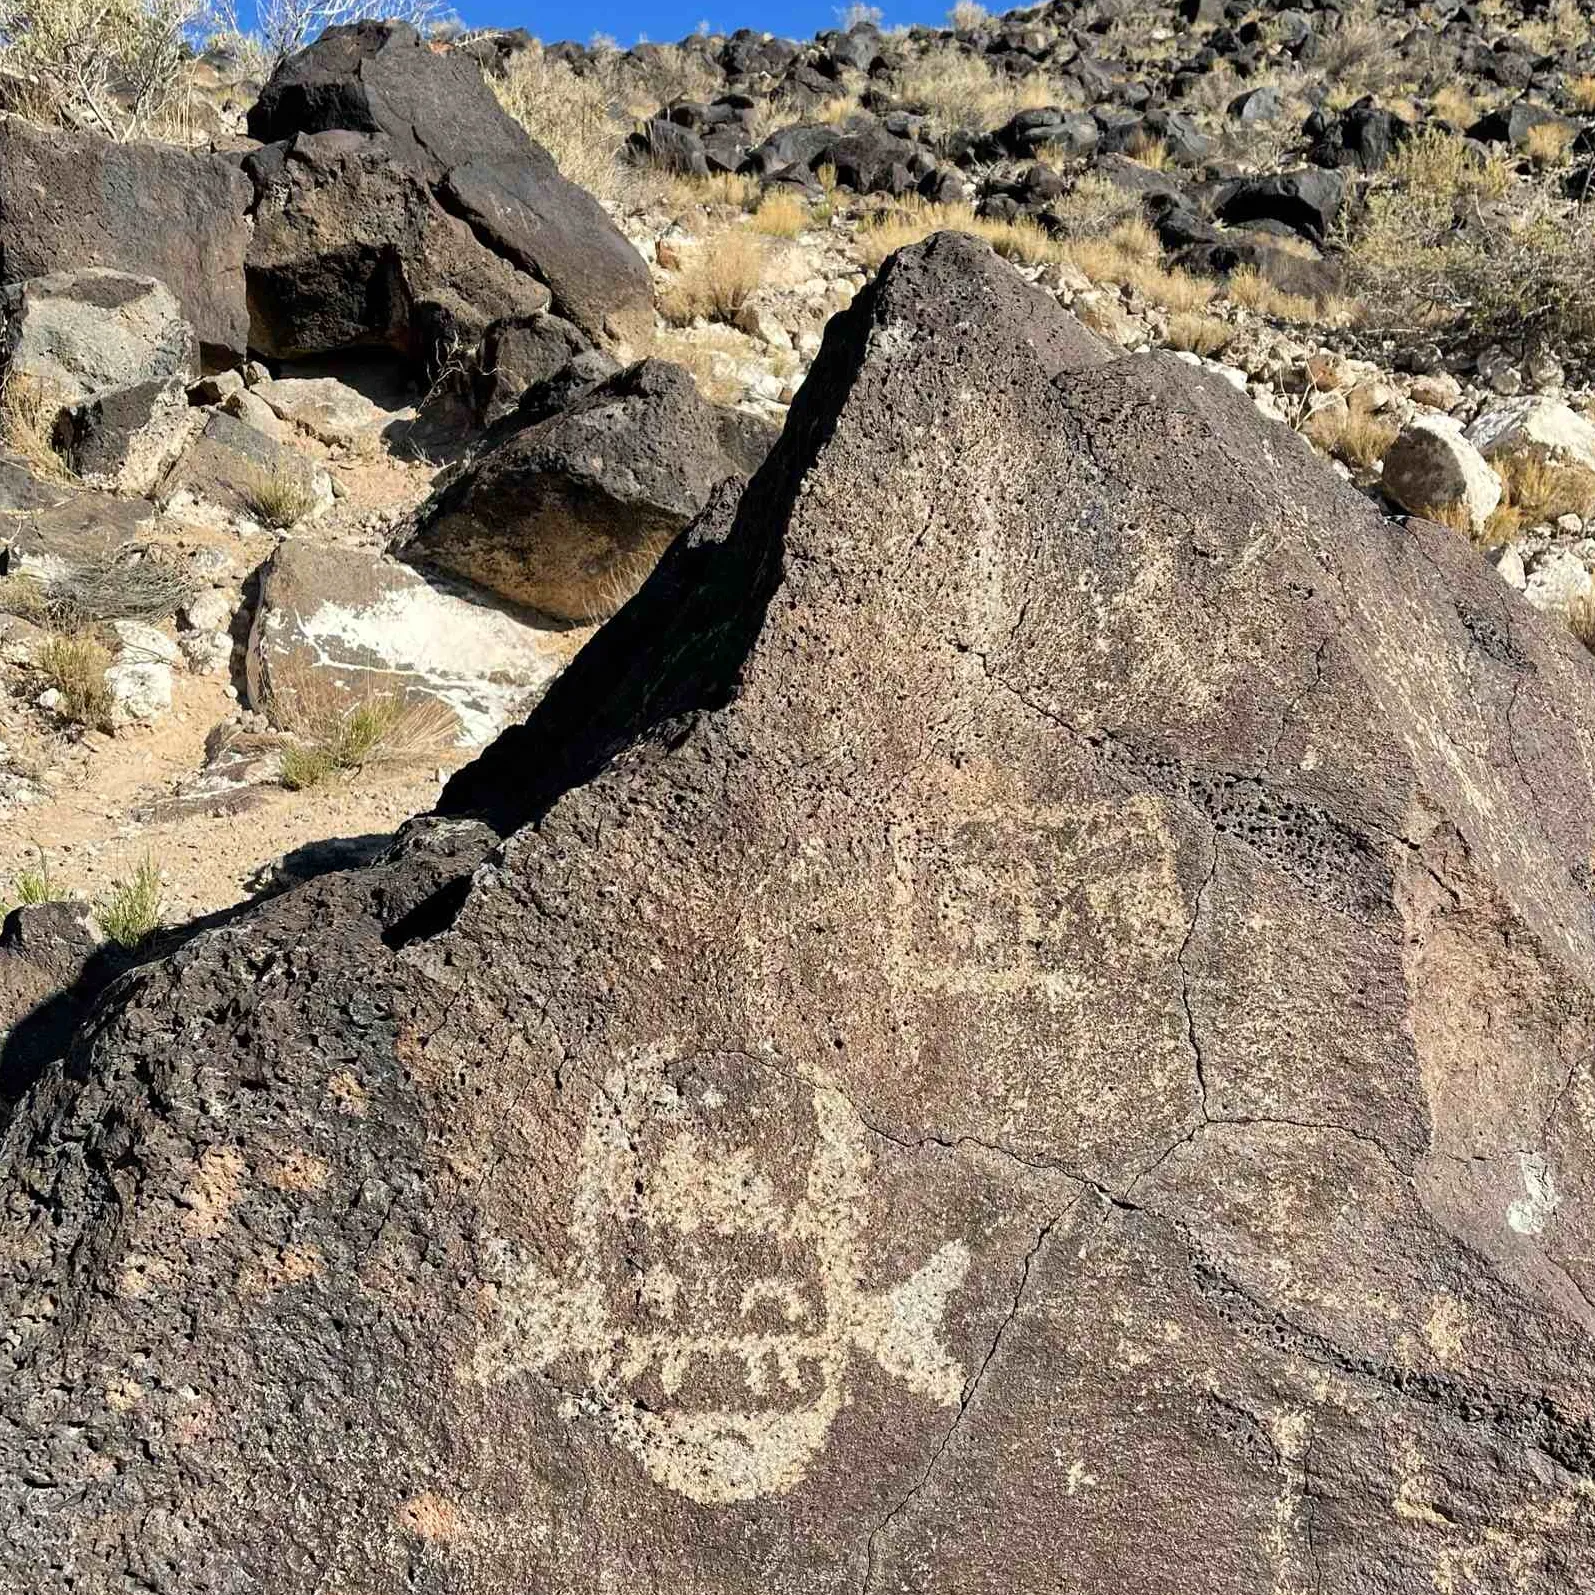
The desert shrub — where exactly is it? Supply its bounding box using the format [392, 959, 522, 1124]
[1302, 395, 1400, 472]
[1165, 312, 1234, 358]
[1125, 133, 1170, 171]
[243, 466, 317, 530]
[279, 740, 335, 790]
[1490, 450, 1595, 532]
[1569, 76, 1595, 116]
[95, 853, 162, 947]
[0, 572, 51, 624]
[41, 543, 194, 625]
[492, 44, 627, 202]
[751, 191, 808, 237]
[37, 632, 114, 729]
[947, 0, 988, 27]
[659, 229, 766, 325]
[1428, 83, 1477, 129]
[1315, 10, 1399, 100]
[0, 372, 71, 481]
[0, 0, 207, 138]
[1349, 128, 1595, 352]
[894, 44, 1059, 136]
[247, 0, 454, 71]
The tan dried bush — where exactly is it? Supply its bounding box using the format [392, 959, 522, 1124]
[1165, 312, 1234, 358]
[37, 632, 114, 729]
[492, 44, 628, 203]
[0, 372, 71, 482]
[1302, 395, 1399, 472]
[751, 192, 809, 238]
[895, 44, 1059, 136]
[659, 229, 767, 325]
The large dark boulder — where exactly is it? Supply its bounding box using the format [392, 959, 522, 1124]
[398, 358, 776, 622]
[245, 22, 652, 352]
[5, 233, 1595, 1592]
[0, 119, 250, 364]
[244, 131, 550, 371]
[1215, 167, 1345, 244]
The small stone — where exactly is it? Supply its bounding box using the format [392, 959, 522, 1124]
[105, 658, 172, 722]
[109, 619, 182, 665]
[188, 370, 245, 405]
[1491, 544, 1527, 590]
[1557, 513, 1585, 536]
[1381, 415, 1502, 534]
[1407, 372, 1462, 411]
[1526, 350, 1564, 391]
[181, 587, 235, 632]
[1475, 348, 1522, 397]
[243, 360, 271, 387]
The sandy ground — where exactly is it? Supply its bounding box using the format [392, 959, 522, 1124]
[0, 660, 463, 924]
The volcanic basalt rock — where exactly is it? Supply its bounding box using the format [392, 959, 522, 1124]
[4, 233, 1595, 1593]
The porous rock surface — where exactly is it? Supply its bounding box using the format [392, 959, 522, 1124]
[3, 233, 1595, 1593]
[400, 357, 778, 622]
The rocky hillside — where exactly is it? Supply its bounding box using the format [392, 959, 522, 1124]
[1, 3, 1594, 1587]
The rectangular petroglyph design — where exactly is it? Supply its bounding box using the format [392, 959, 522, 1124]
[474, 1048, 970, 1504]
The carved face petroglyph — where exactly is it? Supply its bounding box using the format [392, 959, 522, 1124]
[475, 1047, 970, 1504]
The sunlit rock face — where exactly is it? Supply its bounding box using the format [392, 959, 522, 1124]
[4, 232, 1595, 1594]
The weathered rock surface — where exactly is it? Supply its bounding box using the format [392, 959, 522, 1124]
[5, 233, 1595, 1593]
[245, 22, 653, 354]
[245, 538, 588, 748]
[0, 270, 196, 407]
[159, 410, 333, 525]
[0, 118, 252, 363]
[1380, 414, 1502, 534]
[399, 358, 776, 621]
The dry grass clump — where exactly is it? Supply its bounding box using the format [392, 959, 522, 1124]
[1315, 10, 1400, 100]
[0, 572, 52, 625]
[8, 846, 62, 908]
[659, 230, 767, 325]
[0, 372, 72, 482]
[1165, 312, 1234, 358]
[273, 677, 456, 789]
[855, 198, 1065, 271]
[1429, 83, 1477, 128]
[95, 852, 162, 947]
[1061, 221, 1215, 311]
[1492, 450, 1595, 529]
[1302, 394, 1400, 472]
[1125, 133, 1170, 171]
[1569, 76, 1595, 116]
[750, 191, 809, 237]
[669, 171, 761, 213]
[242, 465, 318, 530]
[1523, 120, 1576, 170]
[1570, 590, 1595, 656]
[1225, 266, 1323, 323]
[894, 44, 1060, 136]
[947, 0, 989, 27]
[37, 632, 114, 729]
[492, 44, 628, 203]
[1047, 172, 1143, 239]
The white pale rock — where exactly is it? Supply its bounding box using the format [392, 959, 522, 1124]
[181, 587, 235, 633]
[1465, 397, 1595, 477]
[251, 376, 387, 449]
[105, 659, 173, 723]
[1522, 549, 1594, 617]
[109, 619, 182, 665]
[1380, 415, 1502, 534]
[1491, 545, 1527, 591]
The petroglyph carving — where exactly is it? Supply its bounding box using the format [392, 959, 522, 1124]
[476, 1048, 970, 1503]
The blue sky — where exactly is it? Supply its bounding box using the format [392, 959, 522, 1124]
[475, 0, 953, 47]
